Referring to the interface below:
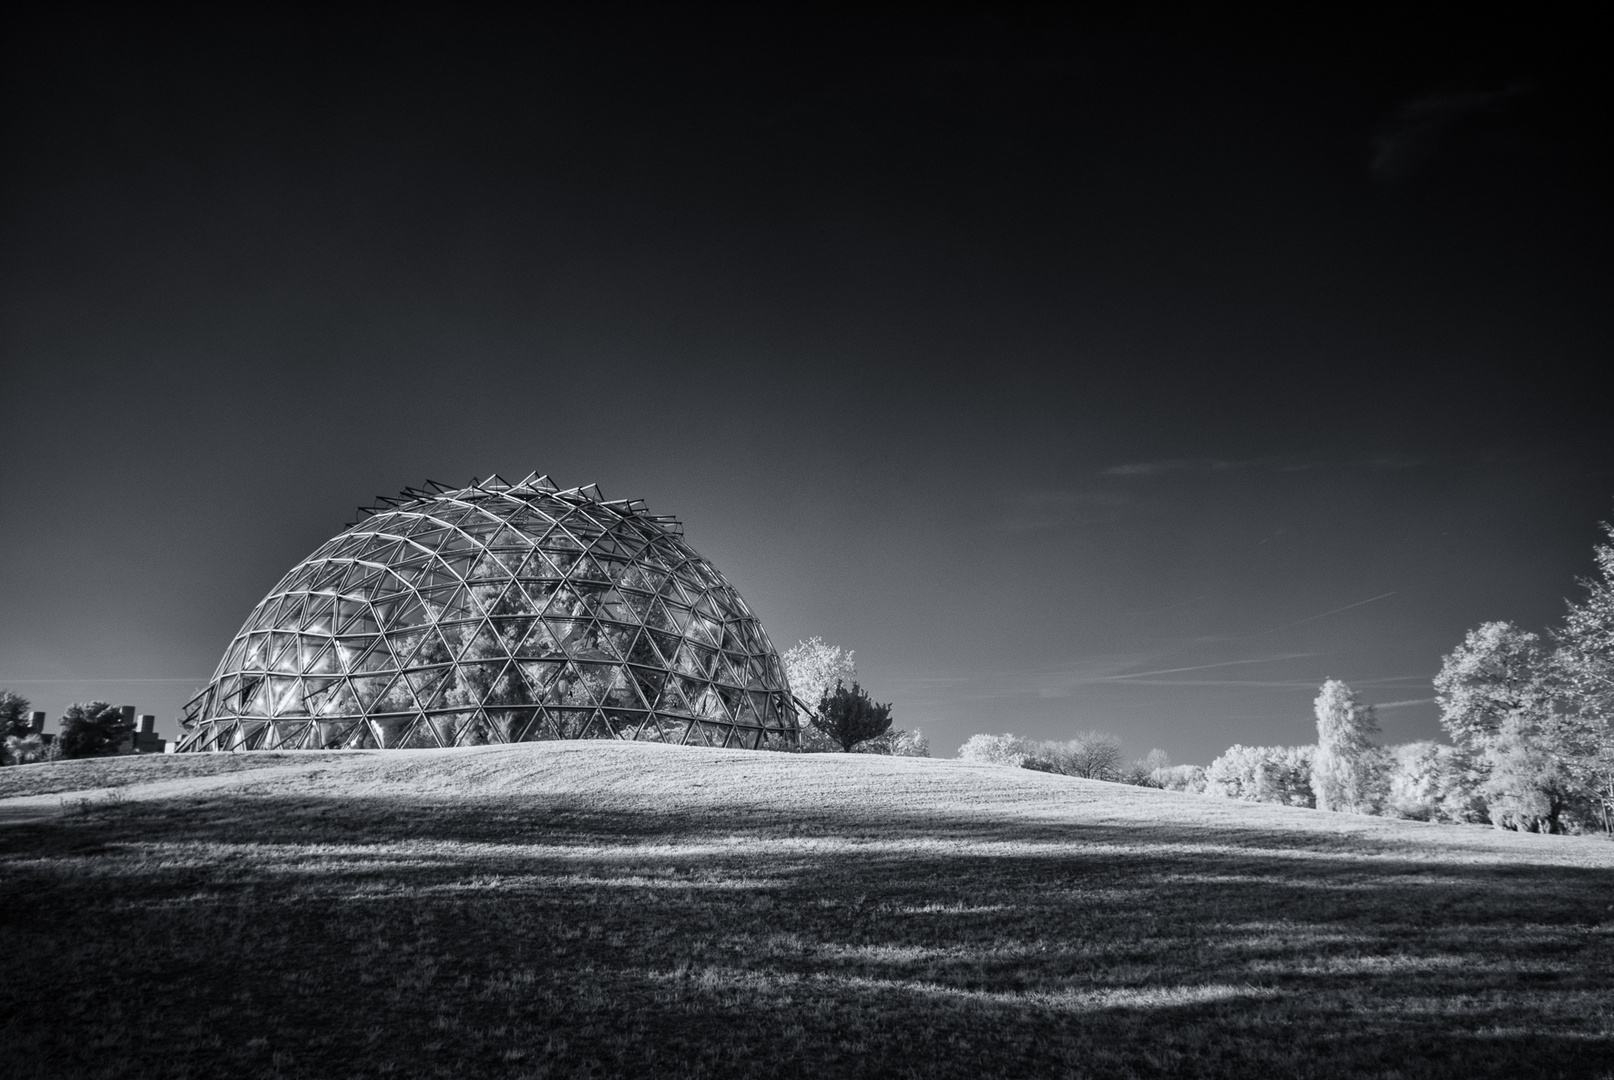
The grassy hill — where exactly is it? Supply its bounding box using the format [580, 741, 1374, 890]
[2, 743, 1611, 1079]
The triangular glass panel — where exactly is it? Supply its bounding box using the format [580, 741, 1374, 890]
[385, 597, 429, 631]
[620, 590, 655, 622]
[269, 677, 307, 718]
[447, 661, 505, 707]
[495, 707, 540, 742]
[409, 527, 448, 551]
[339, 564, 381, 595]
[624, 631, 663, 669]
[571, 710, 609, 739]
[222, 636, 249, 672]
[569, 626, 613, 663]
[662, 604, 694, 633]
[303, 641, 340, 676]
[367, 540, 407, 567]
[350, 674, 397, 710]
[517, 659, 564, 695]
[600, 622, 636, 659]
[315, 719, 363, 749]
[517, 548, 560, 580]
[595, 589, 634, 624]
[485, 614, 535, 653]
[468, 581, 515, 617]
[655, 681, 691, 716]
[454, 621, 501, 662]
[547, 709, 586, 738]
[404, 666, 451, 698]
[399, 628, 454, 669]
[317, 681, 358, 716]
[512, 619, 561, 658]
[438, 552, 477, 579]
[307, 564, 346, 593]
[642, 599, 675, 633]
[276, 595, 309, 630]
[601, 668, 645, 709]
[541, 586, 582, 619]
[568, 556, 610, 584]
[466, 549, 507, 583]
[686, 614, 722, 648]
[264, 632, 298, 674]
[350, 636, 397, 673]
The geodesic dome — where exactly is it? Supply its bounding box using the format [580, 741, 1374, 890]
[177, 473, 798, 752]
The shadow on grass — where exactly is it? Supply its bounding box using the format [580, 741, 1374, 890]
[2, 794, 1611, 1079]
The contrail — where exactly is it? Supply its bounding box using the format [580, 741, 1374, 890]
[1105, 653, 1321, 680]
[1252, 591, 1397, 636]
[1101, 679, 1325, 688]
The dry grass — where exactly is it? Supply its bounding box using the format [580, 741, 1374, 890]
[2, 743, 1612, 1079]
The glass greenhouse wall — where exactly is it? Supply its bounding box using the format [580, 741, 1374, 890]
[177, 474, 799, 752]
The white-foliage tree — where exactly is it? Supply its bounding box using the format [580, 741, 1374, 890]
[782, 637, 855, 707]
[781, 637, 855, 752]
[1433, 622, 1556, 750]
[887, 727, 930, 757]
[1154, 764, 1208, 793]
[1311, 680, 1386, 814]
[1482, 717, 1582, 832]
[1557, 520, 1614, 832]
[781, 638, 925, 755]
[3, 734, 48, 765]
[1383, 741, 1486, 823]
[1433, 621, 1584, 832]
[956, 731, 1126, 779]
[1, 690, 33, 765]
[957, 732, 1031, 767]
[1121, 748, 1172, 787]
[1025, 732, 1125, 780]
[1205, 744, 1316, 806]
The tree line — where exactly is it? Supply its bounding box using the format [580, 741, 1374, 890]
[0, 697, 140, 765]
[949, 515, 1614, 835]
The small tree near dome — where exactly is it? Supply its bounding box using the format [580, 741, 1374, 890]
[782, 638, 855, 709]
[57, 702, 134, 760]
[782, 637, 854, 751]
[811, 680, 893, 753]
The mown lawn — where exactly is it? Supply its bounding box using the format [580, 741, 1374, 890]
[2, 743, 1611, 1079]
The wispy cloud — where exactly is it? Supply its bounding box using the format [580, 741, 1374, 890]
[1102, 459, 1244, 477]
[1103, 455, 1435, 478]
[1120, 595, 1209, 617]
[1372, 85, 1527, 183]
[995, 489, 1133, 532]
[1364, 454, 1427, 470]
[1372, 697, 1437, 710]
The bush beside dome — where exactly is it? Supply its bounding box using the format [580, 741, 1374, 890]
[177, 474, 799, 752]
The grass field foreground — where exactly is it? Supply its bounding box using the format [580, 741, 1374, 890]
[2, 742, 1612, 1079]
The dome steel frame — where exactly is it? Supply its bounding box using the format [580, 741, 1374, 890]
[177, 473, 798, 752]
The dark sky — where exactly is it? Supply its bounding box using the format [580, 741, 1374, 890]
[2, 7, 1609, 763]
